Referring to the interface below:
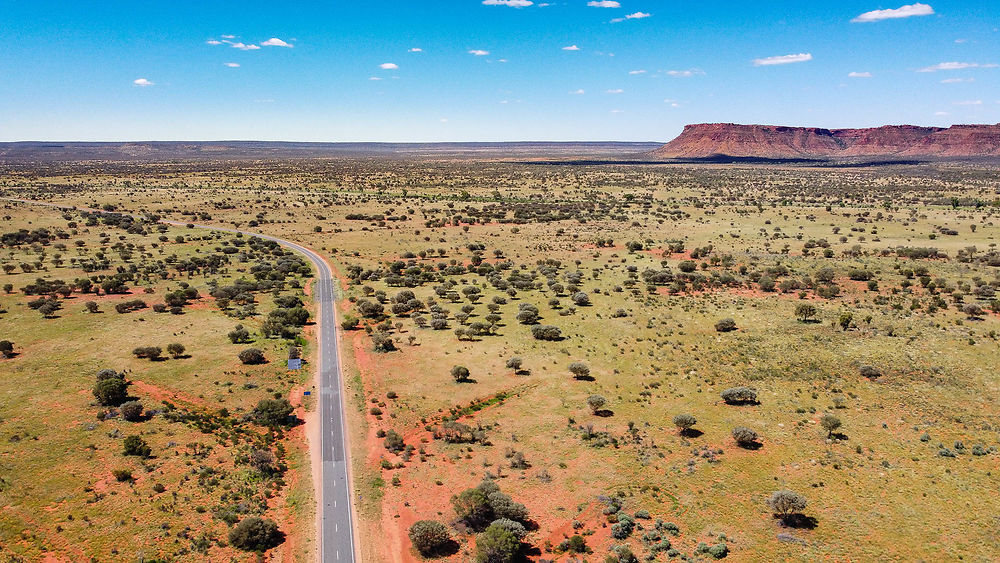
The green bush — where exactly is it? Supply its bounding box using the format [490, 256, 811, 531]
[253, 398, 294, 427]
[408, 520, 451, 556]
[228, 516, 283, 552]
[122, 435, 151, 457]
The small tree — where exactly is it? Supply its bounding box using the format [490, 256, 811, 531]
[451, 365, 470, 383]
[820, 413, 842, 437]
[767, 490, 807, 523]
[228, 517, 283, 552]
[568, 361, 590, 380]
[408, 520, 451, 556]
[84, 301, 99, 313]
[228, 325, 251, 344]
[586, 395, 606, 414]
[714, 318, 737, 332]
[475, 524, 521, 563]
[341, 314, 359, 330]
[239, 348, 266, 365]
[0, 340, 14, 359]
[253, 398, 294, 427]
[122, 435, 151, 457]
[672, 413, 697, 434]
[721, 386, 758, 405]
[859, 365, 881, 379]
[120, 400, 144, 422]
[731, 426, 760, 448]
[505, 357, 522, 373]
[383, 429, 405, 452]
[795, 303, 817, 322]
[838, 312, 853, 331]
[93, 377, 129, 406]
[166, 343, 185, 358]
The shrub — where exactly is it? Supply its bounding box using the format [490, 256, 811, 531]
[112, 469, 133, 482]
[489, 518, 527, 540]
[859, 365, 881, 379]
[239, 348, 266, 365]
[767, 490, 807, 520]
[720, 386, 757, 405]
[228, 325, 251, 344]
[451, 365, 470, 382]
[531, 325, 562, 341]
[795, 303, 817, 321]
[820, 413, 842, 437]
[253, 398, 294, 427]
[120, 400, 144, 422]
[0, 340, 14, 359]
[371, 331, 396, 352]
[166, 343, 185, 358]
[672, 414, 697, 433]
[475, 524, 520, 563]
[452, 487, 491, 528]
[93, 377, 129, 406]
[228, 516, 283, 552]
[731, 426, 759, 448]
[122, 435, 151, 457]
[571, 292, 591, 306]
[505, 357, 522, 372]
[384, 429, 405, 452]
[679, 260, 697, 273]
[340, 314, 359, 330]
[560, 535, 588, 553]
[408, 520, 451, 556]
[568, 361, 590, 379]
[586, 395, 606, 414]
[132, 346, 162, 360]
[714, 318, 737, 332]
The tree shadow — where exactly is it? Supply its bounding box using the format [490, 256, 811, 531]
[514, 369, 531, 376]
[830, 432, 849, 441]
[798, 318, 822, 324]
[680, 428, 704, 438]
[736, 440, 763, 451]
[594, 409, 614, 418]
[572, 375, 595, 382]
[422, 539, 461, 558]
[456, 378, 478, 384]
[778, 514, 818, 530]
[723, 399, 760, 406]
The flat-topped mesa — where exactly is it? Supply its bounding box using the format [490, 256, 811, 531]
[650, 123, 1000, 158]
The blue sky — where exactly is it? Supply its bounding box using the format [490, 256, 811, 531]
[0, 0, 997, 141]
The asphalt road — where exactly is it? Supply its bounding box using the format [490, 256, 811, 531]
[2, 198, 357, 562]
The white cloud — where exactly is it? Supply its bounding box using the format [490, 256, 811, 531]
[369, 76, 383, 81]
[664, 99, 680, 107]
[934, 111, 950, 115]
[611, 11, 651, 22]
[469, 49, 490, 56]
[852, 3, 934, 23]
[440, 118, 448, 123]
[955, 38, 968, 43]
[261, 37, 293, 48]
[379, 63, 399, 69]
[221, 34, 235, 39]
[954, 100, 982, 105]
[206, 39, 223, 45]
[562, 45, 580, 51]
[940, 77, 973, 83]
[482, 0, 533, 5]
[408, 47, 422, 52]
[230, 42, 261, 51]
[848, 71, 873, 78]
[569, 89, 585, 95]
[918, 61, 998, 72]
[606, 88, 624, 94]
[610, 109, 624, 113]
[666, 69, 705, 77]
[224, 62, 240, 68]
[588, 0, 620, 6]
[628, 69, 646, 75]
[753, 53, 813, 66]
[133, 78, 153, 87]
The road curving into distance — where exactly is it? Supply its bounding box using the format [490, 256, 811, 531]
[2, 198, 357, 563]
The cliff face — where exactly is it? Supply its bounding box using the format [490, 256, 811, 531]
[651, 123, 1000, 159]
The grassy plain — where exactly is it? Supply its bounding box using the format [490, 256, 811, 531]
[3, 158, 1000, 561]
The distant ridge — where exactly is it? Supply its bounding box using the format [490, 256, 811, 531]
[651, 123, 1000, 159]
